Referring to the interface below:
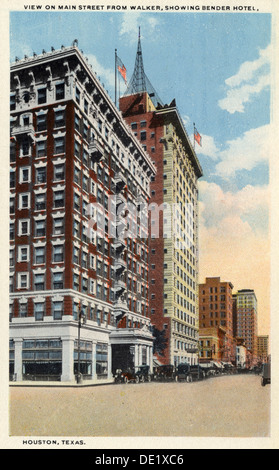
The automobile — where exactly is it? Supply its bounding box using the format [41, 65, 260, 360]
[136, 365, 153, 383]
[153, 364, 176, 381]
[198, 363, 216, 377]
[120, 368, 140, 384]
[261, 363, 271, 387]
[116, 366, 153, 384]
[175, 364, 205, 382]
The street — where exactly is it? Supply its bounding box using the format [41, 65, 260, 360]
[9, 374, 270, 438]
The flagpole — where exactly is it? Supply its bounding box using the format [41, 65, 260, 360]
[193, 122, 195, 149]
[115, 49, 117, 107]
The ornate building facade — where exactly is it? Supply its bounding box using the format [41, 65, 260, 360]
[9, 43, 156, 382]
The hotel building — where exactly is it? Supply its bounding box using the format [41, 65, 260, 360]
[9, 43, 156, 382]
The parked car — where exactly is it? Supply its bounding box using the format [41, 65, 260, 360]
[261, 363, 271, 387]
[198, 363, 215, 377]
[121, 368, 140, 384]
[175, 364, 206, 382]
[115, 366, 153, 384]
[153, 364, 176, 381]
[136, 365, 153, 383]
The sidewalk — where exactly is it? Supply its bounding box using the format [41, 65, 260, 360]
[9, 378, 115, 388]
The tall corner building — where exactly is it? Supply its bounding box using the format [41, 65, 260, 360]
[9, 43, 156, 382]
[119, 33, 203, 366]
[233, 289, 258, 363]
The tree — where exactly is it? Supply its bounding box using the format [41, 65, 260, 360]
[152, 326, 168, 357]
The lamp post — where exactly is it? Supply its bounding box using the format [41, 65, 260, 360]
[76, 302, 87, 384]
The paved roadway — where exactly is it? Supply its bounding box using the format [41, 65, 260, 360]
[9, 374, 270, 438]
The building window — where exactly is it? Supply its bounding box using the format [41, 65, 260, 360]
[140, 131, 146, 141]
[53, 217, 64, 235]
[73, 246, 79, 265]
[10, 141, 16, 162]
[35, 219, 46, 237]
[10, 94, 16, 111]
[19, 303, 27, 318]
[53, 245, 64, 263]
[10, 196, 15, 214]
[34, 302, 44, 321]
[18, 272, 29, 289]
[34, 246, 45, 264]
[140, 120, 146, 128]
[55, 83, 65, 101]
[54, 110, 65, 128]
[10, 222, 15, 240]
[53, 190, 64, 208]
[54, 136, 65, 155]
[75, 87, 80, 104]
[73, 219, 80, 238]
[36, 140, 46, 158]
[82, 277, 88, 293]
[10, 170, 15, 189]
[53, 271, 64, 289]
[36, 114, 47, 132]
[53, 301, 63, 320]
[18, 219, 30, 236]
[18, 245, 29, 262]
[34, 273, 45, 291]
[38, 88, 47, 104]
[35, 193, 46, 211]
[73, 273, 79, 291]
[35, 167, 46, 184]
[74, 193, 80, 211]
[54, 163, 65, 181]
[19, 167, 31, 184]
[20, 139, 30, 157]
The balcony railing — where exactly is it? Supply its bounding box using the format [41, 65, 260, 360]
[11, 124, 35, 142]
[89, 140, 104, 162]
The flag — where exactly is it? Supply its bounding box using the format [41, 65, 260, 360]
[116, 56, 127, 84]
[194, 127, 202, 147]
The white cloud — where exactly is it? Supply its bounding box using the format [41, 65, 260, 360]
[86, 54, 115, 89]
[119, 12, 160, 42]
[218, 44, 271, 114]
[215, 124, 270, 178]
[199, 180, 270, 234]
[193, 134, 219, 161]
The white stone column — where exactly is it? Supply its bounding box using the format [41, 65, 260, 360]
[61, 336, 75, 382]
[107, 343, 112, 379]
[14, 338, 23, 382]
[92, 341, 97, 380]
[134, 344, 139, 367]
[149, 346, 154, 373]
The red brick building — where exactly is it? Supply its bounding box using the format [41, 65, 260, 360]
[120, 34, 203, 366]
[199, 277, 235, 363]
[9, 44, 156, 382]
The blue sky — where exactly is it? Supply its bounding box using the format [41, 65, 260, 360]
[10, 10, 272, 333]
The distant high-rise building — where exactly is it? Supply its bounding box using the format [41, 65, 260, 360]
[120, 31, 203, 366]
[233, 289, 258, 363]
[257, 335, 269, 363]
[199, 277, 235, 362]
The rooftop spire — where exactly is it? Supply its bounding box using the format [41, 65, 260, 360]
[125, 27, 163, 107]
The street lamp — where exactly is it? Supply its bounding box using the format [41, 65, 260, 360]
[76, 302, 87, 384]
